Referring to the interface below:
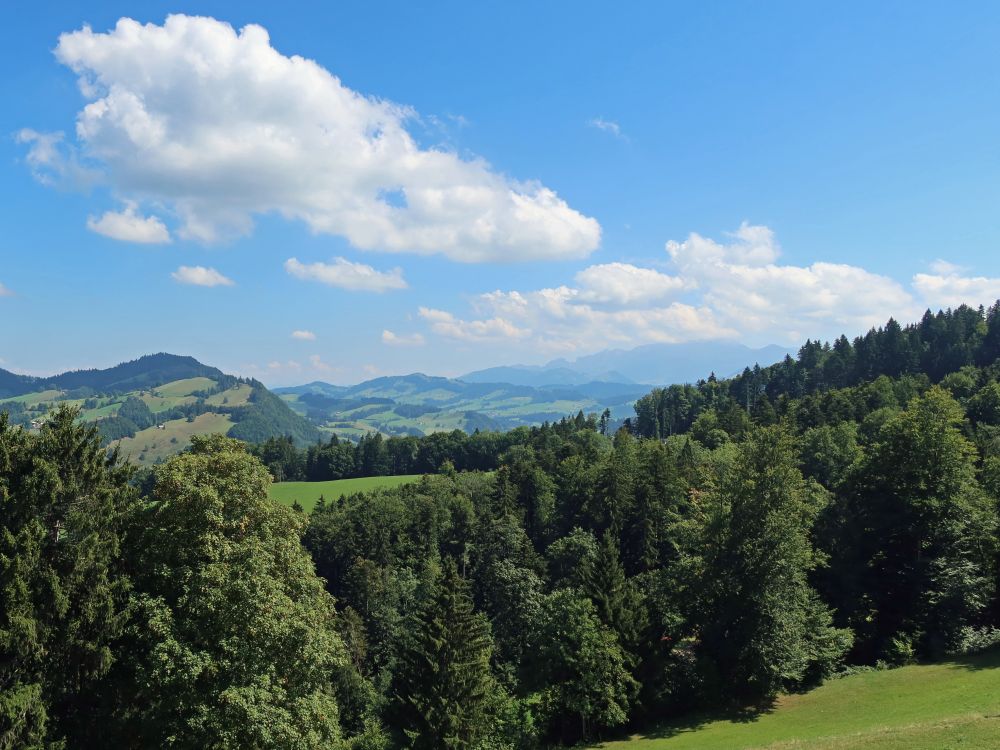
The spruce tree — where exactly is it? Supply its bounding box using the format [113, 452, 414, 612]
[0, 407, 136, 748]
[391, 557, 495, 749]
[581, 531, 646, 658]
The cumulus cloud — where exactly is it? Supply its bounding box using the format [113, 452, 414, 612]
[87, 202, 170, 243]
[412, 223, 950, 354]
[418, 307, 530, 343]
[285, 257, 407, 292]
[291, 330, 316, 341]
[912, 266, 1000, 310]
[574, 262, 688, 305]
[928, 259, 965, 276]
[382, 329, 425, 346]
[171, 265, 234, 287]
[30, 15, 599, 261]
[430, 287, 731, 353]
[666, 222, 917, 338]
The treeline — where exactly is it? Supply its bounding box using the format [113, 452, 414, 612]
[633, 302, 1000, 438]
[248, 411, 605, 482]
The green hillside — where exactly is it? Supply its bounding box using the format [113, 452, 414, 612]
[113, 412, 236, 466]
[268, 475, 422, 512]
[277, 373, 646, 439]
[0, 355, 319, 464]
[592, 651, 1000, 750]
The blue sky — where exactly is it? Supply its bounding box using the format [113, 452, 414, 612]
[4, 1, 1000, 384]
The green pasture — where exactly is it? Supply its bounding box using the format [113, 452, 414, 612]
[592, 650, 1000, 750]
[112, 412, 234, 466]
[268, 474, 423, 511]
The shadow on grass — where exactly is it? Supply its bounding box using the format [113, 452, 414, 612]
[943, 647, 1000, 672]
[593, 697, 778, 746]
[593, 648, 1000, 747]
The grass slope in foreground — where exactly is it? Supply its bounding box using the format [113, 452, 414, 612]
[593, 649, 1000, 750]
[268, 475, 423, 512]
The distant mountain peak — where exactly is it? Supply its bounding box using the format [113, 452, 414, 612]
[460, 341, 793, 388]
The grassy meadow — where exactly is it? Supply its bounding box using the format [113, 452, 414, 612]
[269, 474, 423, 511]
[112, 412, 235, 466]
[591, 650, 1000, 750]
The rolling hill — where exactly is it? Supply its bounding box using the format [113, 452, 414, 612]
[0, 353, 225, 398]
[275, 373, 648, 439]
[0, 354, 319, 466]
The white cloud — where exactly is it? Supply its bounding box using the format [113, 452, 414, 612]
[929, 258, 965, 276]
[16, 129, 99, 189]
[171, 265, 234, 287]
[308, 354, 335, 373]
[382, 329, 425, 346]
[33, 15, 600, 261]
[666, 222, 781, 267]
[285, 257, 407, 292]
[574, 262, 688, 305]
[588, 117, 626, 140]
[435, 287, 732, 353]
[238, 357, 353, 385]
[913, 269, 1000, 310]
[412, 223, 942, 354]
[86, 201, 170, 243]
[0, 283, 12, 297]
[666, 222, 917, 338]
[418, 307, 530, 343]
[291, 330, 316, 341]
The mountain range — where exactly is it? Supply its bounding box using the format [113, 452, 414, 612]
[461, 342, 793, 387]
[276, 341, 791, 439]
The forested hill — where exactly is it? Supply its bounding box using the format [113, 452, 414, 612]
[632, 302, 1000, 438]
[0, 354, 319, 463]
[0, 353, 224, 398]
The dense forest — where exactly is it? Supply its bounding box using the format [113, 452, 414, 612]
[4, 303, 1000, 748]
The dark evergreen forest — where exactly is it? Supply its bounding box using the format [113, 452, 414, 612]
[5, 303, 1000, 748]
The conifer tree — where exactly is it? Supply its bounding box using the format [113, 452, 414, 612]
[391, 557, 495, 749]
[0, 407, 136, 748]
[582, 531, 646, 657]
